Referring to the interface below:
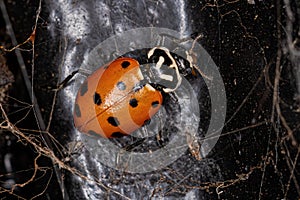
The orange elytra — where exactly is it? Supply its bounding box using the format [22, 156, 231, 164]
[73, 57, 163, 138]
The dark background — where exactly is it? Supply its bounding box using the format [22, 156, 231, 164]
[0, 0, 299, 199]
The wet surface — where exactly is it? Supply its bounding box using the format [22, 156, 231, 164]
[0, 0, 300, 199]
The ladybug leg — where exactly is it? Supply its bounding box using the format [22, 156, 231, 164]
[148, 47, 182, 93]
[62, 141, 84, 163]
[156, 130, 165, 146]
[55, 70, 79, 90]
[122, 138, 146, 151]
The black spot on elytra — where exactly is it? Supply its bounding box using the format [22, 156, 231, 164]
[151, 101, 160, 108]
[94, 92, 102, 105]
[111, 132, 127, 138]
[74, 103, 81, 117]
[129, 98, 138, 108]
[121, 61, 130, 68]
[117, 81, 126, 90]
[107, 116, 120, 127]
[80, 82, 88, 96]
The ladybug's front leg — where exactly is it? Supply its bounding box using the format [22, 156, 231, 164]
[147, 47, 182, 93]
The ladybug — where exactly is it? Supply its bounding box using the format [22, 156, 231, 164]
[73, 47, 183, 138]
[73, 57, 165, 138]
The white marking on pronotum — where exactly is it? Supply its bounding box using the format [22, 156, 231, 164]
[161, 74, 174, 82]
[148, 47, 182, 93]
[156, 56, 174, 82]
[156, 56, 164, 69]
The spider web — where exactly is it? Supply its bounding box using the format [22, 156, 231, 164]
[0, 0, 299, 199]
